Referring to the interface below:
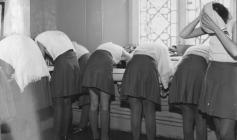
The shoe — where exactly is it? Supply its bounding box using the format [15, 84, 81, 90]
[73, 126, 88, 134]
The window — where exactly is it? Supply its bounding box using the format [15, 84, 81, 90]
[139, 0, 177, 48]
[129, 0, 235, 47]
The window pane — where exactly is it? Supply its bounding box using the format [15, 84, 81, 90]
[139, 0, 177, 47]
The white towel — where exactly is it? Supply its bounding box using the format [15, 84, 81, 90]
[201, 2, 227, 33]
[72, 41, 89, 59]
[35, 30, 75, 60]
[0, 35, 50, 92]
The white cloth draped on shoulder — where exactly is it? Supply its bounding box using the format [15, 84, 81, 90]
[200, 2, 227, 33]
[72, 41, 89, 59]
[96, 42, 132, 64]
[0, 35, 50, 92]
[35, 30, 75, 60]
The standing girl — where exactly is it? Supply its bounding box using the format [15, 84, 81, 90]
[168, 3, 212, 139]
[35, 30, 80, 140]
[121, 43, 172, 140]
[82, 42, 131, 140]
[198, 2, 237, 140]
[169, 44, 209, 140]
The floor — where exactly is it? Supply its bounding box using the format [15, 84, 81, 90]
[43, 128, 181, 140]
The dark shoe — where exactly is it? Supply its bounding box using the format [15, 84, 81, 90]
[73, 126, 88, 134]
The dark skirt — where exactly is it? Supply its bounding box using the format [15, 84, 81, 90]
[120, 55, 160, 104]
[199, 61, 237, 120]
[78, 53, 90, 106]
[51, 50, 80, 98]
[169, 54, 208, 105]
[82, 50, 114, 95]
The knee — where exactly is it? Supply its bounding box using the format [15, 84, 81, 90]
[183, 127, 193, 134]
[100, 101, 109, 111]
[219, 130, 233, 140]
[90, 99, 99, 111]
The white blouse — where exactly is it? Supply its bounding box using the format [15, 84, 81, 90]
[96, 42, 131, 64]
[208, 20, 236, 62]
[72, 41, 89, 59]
[35, 30, 75, 61]
[183, 45, 210, 62]
[134, 43, 172, 89]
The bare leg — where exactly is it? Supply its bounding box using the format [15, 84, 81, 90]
[73, 95, 90, 134]
[214, 118, 221, 140]
[182, 105, 195, 140]
[129, 97, 142, 140]
[53, 98, 64, 140]
[100, 91, 111, 140]
[62, 97, 72, 139]
[143, 100, 156, 140]
[194, 107, 207, 140]
[214, 117, 235, 140]
[89, 89, 100, 139]
[78, 104, 90, 128]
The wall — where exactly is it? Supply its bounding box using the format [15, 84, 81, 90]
[30, 0, 57, 38]
[102, 0, 128, 46]
[56, 0, 88, 49]
[56, 0, 129, 52]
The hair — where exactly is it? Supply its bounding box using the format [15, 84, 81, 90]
[212, 3, 229, 24]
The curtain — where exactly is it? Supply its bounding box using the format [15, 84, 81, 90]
[4, 0, 30, 36]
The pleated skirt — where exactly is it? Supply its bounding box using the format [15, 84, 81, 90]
[199, 61, 237, 120]
[51, 50, 80, 98]
[121, 54, 160, 104]
[82, 50, 114, 95]
[169, 54, 208, 105]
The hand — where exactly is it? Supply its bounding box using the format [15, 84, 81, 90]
[160, 86, 169, 98]
[201, 13, 219, 33]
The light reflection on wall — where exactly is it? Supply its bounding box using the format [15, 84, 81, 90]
[3, 0, 30, 36]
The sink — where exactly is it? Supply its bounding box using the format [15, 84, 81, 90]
[113, 68, 125, 82]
